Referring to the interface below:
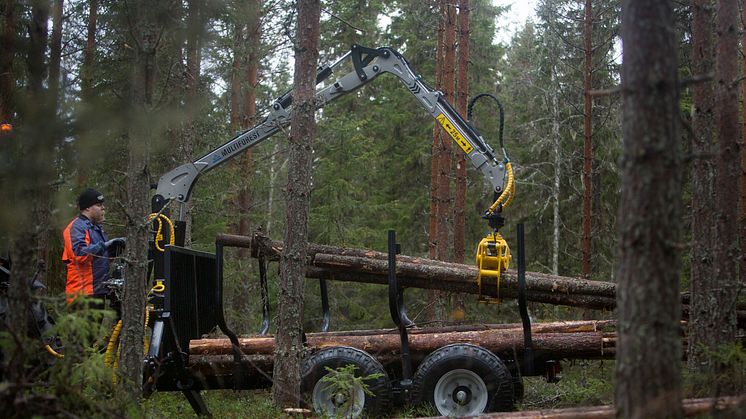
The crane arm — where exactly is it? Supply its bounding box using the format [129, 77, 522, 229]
[153, 44, 508, 217]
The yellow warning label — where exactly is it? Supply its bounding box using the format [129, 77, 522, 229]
[436, 114, 473, 154]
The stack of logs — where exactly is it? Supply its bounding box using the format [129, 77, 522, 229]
[189, 320, 616, 376]
[185, 233, 744, 377]
[240, 232, 745, 323]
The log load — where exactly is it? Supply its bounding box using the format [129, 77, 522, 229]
[216, 233, 746, 325]
[188, 321, 617, 385]
[190, 327, 616, 361]
[187, 321, 743, 386]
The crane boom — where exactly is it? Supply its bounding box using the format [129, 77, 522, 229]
[153, 44, 508, 216]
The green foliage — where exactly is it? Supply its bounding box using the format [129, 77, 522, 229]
[684, 343, 746, 398]
[317, 364, 385, 418]
[519, 361, 614, 410]
[142, 389, 283, 419]
[0, 296, 137, 418]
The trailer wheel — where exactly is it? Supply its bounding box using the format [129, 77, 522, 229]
[412, 343, 514, 415]
[302, 346, 391, 418]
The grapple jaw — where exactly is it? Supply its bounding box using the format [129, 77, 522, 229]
[475, 232, 511, 303]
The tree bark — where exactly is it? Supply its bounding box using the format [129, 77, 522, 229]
[272, 0, 320, 409]
[178, 0, 201, 247]
[452, 0, 469, 318]
[707, 0, 741, 391]
[48, 0, 63, 110]
[551, 66, 561, 277]
[120, 0, 158, 397]
[5, 0, 53, 384]
[28, 0, 52, 270]
[581, 0, 593, 280]
[431, 0, 456, 321]
[616, 1, 683, 417]
[0, 0, 15, 123]
[426, 0, 449, 322]
[236, 0, 261, 258]
[229, 24, 242, 134]
[80, 0, 97, 101]
[76, 0, 97, 188]
[742, 0, 746, 291]
[42, 0, 63, 273]
[688, 0, 718, 376]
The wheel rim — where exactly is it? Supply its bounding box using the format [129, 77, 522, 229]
[433, 368, 489, 416]
[312, 375, 366, 419]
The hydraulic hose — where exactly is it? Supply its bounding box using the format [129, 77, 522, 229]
[147, 213, 175, 252]
[45, 344, 64, 359]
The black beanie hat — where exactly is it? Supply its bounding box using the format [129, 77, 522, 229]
[78, 188, 104, 210]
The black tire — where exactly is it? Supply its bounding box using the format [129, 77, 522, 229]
[412, 343, 514, 415]
[302, 346, 391, 418]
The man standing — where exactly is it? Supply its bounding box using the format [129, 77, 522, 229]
[62, 188, 125, 304]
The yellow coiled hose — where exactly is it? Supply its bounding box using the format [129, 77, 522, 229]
[488, 161, 515, 213]
[147, 213, 176, 252]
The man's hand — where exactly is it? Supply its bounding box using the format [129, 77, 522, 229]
[105, 237, 126, 249]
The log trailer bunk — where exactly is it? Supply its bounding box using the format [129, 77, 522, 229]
[144, 44, 560, 416]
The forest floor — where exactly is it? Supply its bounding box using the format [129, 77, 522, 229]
[141, 360, 615, 418]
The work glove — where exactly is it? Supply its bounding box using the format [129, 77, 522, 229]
[105, 237, 126, 249]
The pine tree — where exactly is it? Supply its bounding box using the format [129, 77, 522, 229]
[615, 1, 683, 416]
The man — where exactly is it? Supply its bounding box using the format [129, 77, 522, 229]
[62, 188, 125, 304]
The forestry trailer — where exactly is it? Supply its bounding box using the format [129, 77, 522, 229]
[141, 44, 557, 417]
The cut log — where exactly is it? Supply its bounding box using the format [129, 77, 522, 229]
[475, 395, 746, 418]
[217, 233, 745, 326]
[190, 328, 615, 361]
[315, 320, 617, 337]
[305, 263, 618, 310]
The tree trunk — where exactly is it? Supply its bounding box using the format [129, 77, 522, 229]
[77, 0, 97, 188]
[229, 24, 242, 133]
[180, 0, 201, 247]
[551, 66, 561, 277]
[28, 0, 52, 270]
[49, 0, 62, 109]
[616, 2, 682, 417]
[42, 0, 63, 274]
[702, 0, 741, 396]
[120, 0, 158, 397]
[0, 0, 15, 123]
[581, 0, 592, 280]
[426, 0, 447, 321]
[742, 0, 746, 292]
[452, 0, 469, 318]
[426, 0, 455, 323]
[81, 0, 97, 100]
[236, 0, 261, 259]
[688, 0, 717, 377]
[6, 0, 53, 384]
[272, 0, 320, 408]
[265, 142, 285, 235]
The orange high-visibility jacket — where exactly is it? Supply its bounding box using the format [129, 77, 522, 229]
[62, 215, 110, 302]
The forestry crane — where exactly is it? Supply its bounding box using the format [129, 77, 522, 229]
[151, 44, 515, 288]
